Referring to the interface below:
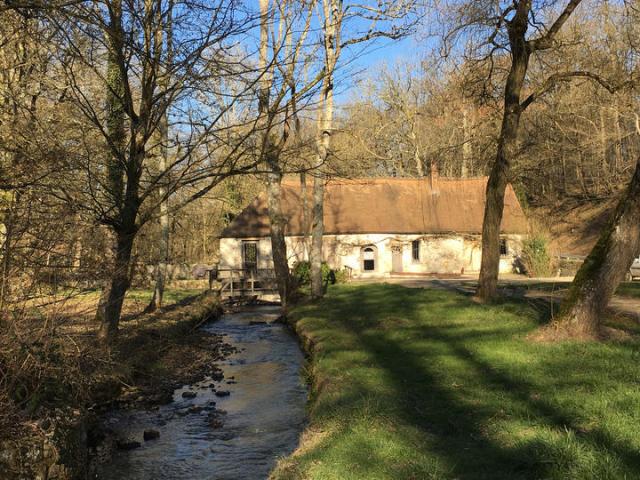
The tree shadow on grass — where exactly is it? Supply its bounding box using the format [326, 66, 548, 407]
[299, 284, 640, 479]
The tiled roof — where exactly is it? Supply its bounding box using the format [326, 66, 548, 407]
[220, 176, 528, 238]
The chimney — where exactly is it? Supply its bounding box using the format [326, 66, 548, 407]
[430, 161, 439, 195]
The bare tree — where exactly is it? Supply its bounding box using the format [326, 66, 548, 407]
[332, 57, 488, 179]
[146, 0, 173, 312]
[256, 0, 320, 308]
[49, 0, 260, 341]
[438, 0, 597, 301]
[548, 3, 640, 338]
[475, 1, 585, 301]
[0, 8, 76, 313]
[310, 0, 419, 298]
[337, 2, 640, 201]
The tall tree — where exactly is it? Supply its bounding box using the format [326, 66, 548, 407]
[94, 0, 128, 337]
[52, 0, 260, 341]
[310, 0, 338, 299]
[549, 3, 640, 338]
[310, 0, 418, 298]
[552, 150, 640, 338]
[257, 0, 318, 308]
[337, 2, 639, 201]
[472, 0, 585, 301]
[258, 0, 291, 308]
[436, 0, 596, 301]
[146, 0, 174, 312]
[0, 7, 74, 313]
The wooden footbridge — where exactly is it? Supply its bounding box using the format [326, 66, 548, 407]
[208, 268, 279, 300]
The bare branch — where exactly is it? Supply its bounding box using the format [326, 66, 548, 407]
[527, 0, 583, 52]
[521, 71, 636, 110]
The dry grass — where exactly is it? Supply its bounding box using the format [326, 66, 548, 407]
[0, 287, 218, 441]
[531, 199, 616, 257]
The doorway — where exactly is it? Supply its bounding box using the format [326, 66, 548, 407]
[391, 245, 403, 273]
[362, 246, 376, 272]
[242, 241, 258, 276]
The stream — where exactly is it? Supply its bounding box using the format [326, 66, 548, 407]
[96, 306, 308, 480]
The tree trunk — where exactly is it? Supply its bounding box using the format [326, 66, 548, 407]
[413, 142, 423, 177]
[0, 191, 17, 314]
[97, 229, 135, 341]
[310, 172, 325, 298]
[410, 127, 423, 177]
[267, 162, 291, 307]
[300, 172, 309, 258]
[310, 108, 332, 298]
[552, 156, 640, 338]
[96, 0, 130, 341]
[475, 10, 530, 302]
[201, 209, 208, 260]
[149, 205, 169, 310]
[310, 0, 337, 298]
[599, 106, 610, 195]
[146, 111, 170, 312]
[257, 0, 291, 307]
[146, 117, 170, 311]
[95, 108, 143, 342]
[561, 152, 568, 194]
[147, 0, 173, 312]
[104, 0, 125, 210]
[613, 97, 623, 179]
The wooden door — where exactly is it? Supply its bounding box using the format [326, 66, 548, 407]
[242, 241, 258, 277]
[391, 245, 403, 273]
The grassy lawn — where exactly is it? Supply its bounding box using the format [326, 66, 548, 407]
[274, 284, 640, 480]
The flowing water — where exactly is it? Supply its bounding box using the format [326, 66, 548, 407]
[96, 307, 308, 480]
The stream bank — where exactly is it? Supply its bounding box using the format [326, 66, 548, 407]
[1, 291, 224, 480]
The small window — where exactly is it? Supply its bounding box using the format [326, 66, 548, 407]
[363, 247, 375, 271]
[411, 240, 420, 262]
[243, 241, 258, 274]
[499, 239, 508, 256]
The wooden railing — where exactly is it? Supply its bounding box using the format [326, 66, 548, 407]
[209, 268, 277, 297]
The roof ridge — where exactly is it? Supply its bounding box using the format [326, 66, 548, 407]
[282, 176, 488, 183]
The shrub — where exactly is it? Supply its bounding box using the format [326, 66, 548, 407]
[292, 261, 333, 286]
[333, 268, 350, 284]
[521, 234, 554, 277]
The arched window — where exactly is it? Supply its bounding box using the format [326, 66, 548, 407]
[362, 246, 376, 271]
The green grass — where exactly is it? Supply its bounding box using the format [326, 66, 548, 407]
[274, 284, 640, 480]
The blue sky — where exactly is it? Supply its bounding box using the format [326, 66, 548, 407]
[335, 34, 421, 105]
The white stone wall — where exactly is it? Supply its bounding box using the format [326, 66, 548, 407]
[218, 234, 524, 277]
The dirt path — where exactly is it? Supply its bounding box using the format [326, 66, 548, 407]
[523, 289, 640, 321]
[367, 277, 640, 321]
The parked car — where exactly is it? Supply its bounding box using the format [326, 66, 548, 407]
[627, 257, 640, 281]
